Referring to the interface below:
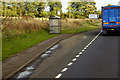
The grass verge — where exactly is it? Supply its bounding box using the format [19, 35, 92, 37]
[62, 19, 101, 34]
[2, 18, 101, 60]
[2, 30, 57, 60]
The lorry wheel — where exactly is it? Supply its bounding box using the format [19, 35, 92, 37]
[103, 30, 107, 36]
[118, 31, 120, 35]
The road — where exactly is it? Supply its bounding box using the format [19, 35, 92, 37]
[29, 29, 119, 79]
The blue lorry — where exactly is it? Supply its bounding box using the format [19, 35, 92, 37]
[102, 5, 120, 35]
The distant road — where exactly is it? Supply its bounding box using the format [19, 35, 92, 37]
[29, 29, 119, 79]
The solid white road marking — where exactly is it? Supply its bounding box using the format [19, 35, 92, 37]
[72, 58, 77, 61]
[67, 62, 73, 66]
[55, 74, 62, 78]
[76, 55, 80, 58]
[61, 68, 68, 72]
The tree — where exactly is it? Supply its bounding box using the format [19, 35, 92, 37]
[47, 2, 62, 17]
[106, 4, 112, 6]
[36, 2, 46, 17]
[1, 2, 47, 18]
[67, 1, 97, 18]
[97, 10, 102, 18]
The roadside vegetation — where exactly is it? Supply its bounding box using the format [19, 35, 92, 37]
[62, 19, 101, 33]
[1, 1, 102, 60]
[2, 18, 57, 60]
[2, 18, 101, 60]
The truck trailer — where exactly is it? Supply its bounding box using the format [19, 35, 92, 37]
[102, 5, 120, 35]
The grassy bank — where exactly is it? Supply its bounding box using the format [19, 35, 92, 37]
[2, 18, 101, 60]
[2, 18, 57, 60]
[2, 30, 57, 60]
[62, 19, 101, 33]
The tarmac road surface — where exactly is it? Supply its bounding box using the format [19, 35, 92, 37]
[29, 29, 120, 79]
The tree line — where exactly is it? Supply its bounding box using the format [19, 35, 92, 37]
[0, 1, 102, 18]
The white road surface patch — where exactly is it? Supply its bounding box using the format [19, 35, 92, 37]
[41, 54, 50, 58]
[61, 68, 68, 72]
[54, 30, 102, 78]
[45, 51, 52, 54]
[26, 66, 35, 70]
[83, 36, 87, 39]
[50, 47, 55, 50]
[67, 62, 73, 66]
[53, 45, 59, 48]
[55, 74, 62, 78]
[50, 45, 59, 50]
[76, 55, 80, 58]
[17, 71, 32, 79]
[72, 58, 77, 61]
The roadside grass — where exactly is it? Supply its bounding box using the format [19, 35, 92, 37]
[2, 30, 57, 60]
[2, 18, 57, 60]
[2, 18, 101, 60]
[62, 19, 101, 34]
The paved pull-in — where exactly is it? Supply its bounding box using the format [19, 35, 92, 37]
[29, 29, 119, 78]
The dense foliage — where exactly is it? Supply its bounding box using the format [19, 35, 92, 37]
[0, 1, 101, 18]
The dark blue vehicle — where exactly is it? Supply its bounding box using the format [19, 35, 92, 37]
[102, 5, 120, 35]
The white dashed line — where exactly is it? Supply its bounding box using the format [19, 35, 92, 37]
[67, 62, 73, 66]
[86, 45, 89, 48]
[55, 74, 62, 78]
[92, 39, 95, 42]
[90, 41, 93, 44]
[76, 55, 80, 57]
[79, 52, 82, 55]
[87, 44, 90, 46]
[55, 30, 102, 79]
[95, 36, 97, 39]
[61, 68, 68, 72]
[88, 43, 91, 46]
[72, 58, 77, 61]
[84, 47, 87, 50]
[82, 50, 84, 52]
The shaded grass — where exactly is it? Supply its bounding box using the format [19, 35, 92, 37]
[2, 30, 57, 60]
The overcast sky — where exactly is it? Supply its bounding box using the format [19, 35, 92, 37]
[61, 0, 120, 12]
